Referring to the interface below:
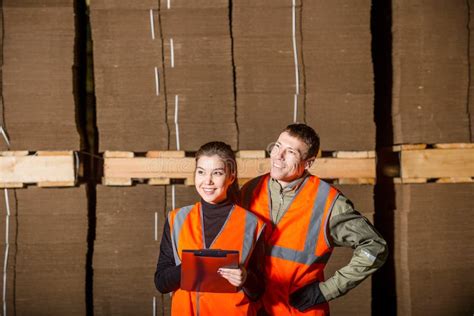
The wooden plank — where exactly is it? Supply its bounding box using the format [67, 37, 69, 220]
[310, 157, 375, 179]
[36, 151, 73, 156]
[435, 177, 474, 183]
[37, 181, 75, 187]
[236, 151, 266, 158]
[394, 177, 427, 184]
[393, 144, 427, 151]
[184, 177, 195, 186]
[434, 143, 474, 149]
[0, 182, 24, 188]
[103, 157, 195, 180]
[101, 177, 132, 186]
[0, 154, 75, 185]
[400, 148, 474, 179]
[103, 151, 134, 158]
[238, 157, 375, 179]
[0, 151, 29, 156]
[146, 151, 185, 158]
[103, 156, 375, 184]
[335, 178, 375, 185]
[237, 158, 271, 178]
[332, 151, 375, 158]
[148, 178, 171, 185]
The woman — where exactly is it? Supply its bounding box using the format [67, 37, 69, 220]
[155, 141, 266, 315]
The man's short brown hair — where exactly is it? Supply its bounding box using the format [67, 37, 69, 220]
[283, 124, 320, 159]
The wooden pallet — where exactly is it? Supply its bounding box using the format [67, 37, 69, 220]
[103, 150, 376, 186]
[392, 143, 474, 183]
[0, 151, 76, 188]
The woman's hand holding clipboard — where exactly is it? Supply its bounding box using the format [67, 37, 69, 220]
[180, 249, 240, 293]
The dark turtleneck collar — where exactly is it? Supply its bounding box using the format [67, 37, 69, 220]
[200, 198, 234, 248]
[201, 197, 232, 211]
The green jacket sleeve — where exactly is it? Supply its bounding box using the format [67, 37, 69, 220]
[318, 195, 388, 301]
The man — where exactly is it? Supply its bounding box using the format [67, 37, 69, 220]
[241, 124, 387, 315]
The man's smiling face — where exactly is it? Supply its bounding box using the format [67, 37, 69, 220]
[270, 131, 313, 187]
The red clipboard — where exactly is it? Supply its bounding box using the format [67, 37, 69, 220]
[181, 249, 239, 293]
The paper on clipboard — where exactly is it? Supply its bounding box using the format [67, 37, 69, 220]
[181, 249, 239, 293]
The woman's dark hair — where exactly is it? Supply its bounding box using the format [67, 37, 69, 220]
[195, 141, 239, 202]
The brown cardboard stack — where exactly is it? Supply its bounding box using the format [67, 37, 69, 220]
[90, 1, 168, 151]
[392, 0, 471, 144]
[303, 0, 374, 151]
[94, 186, 166, 315]
[12, 187, 87, 315]
[160, 0, 237, 150]
[327, 185, 375, 316]
[0, 0, 80, 151]
[166, 185, 199, 211]
[388, 184, 474, 315]
[234, 0, 302, 149]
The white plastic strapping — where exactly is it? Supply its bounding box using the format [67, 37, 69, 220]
[3, 189, 11, 316]
[291, 0, 300, 122]
[170, 38, 175, 68]
[74, 151, 80, 183]
[0, 126, 10, 148]
[149, 9, 155, 40]
[171, 185, 176, 210]
[154, 212, 158, 241]
[154, 67, 160, 96]
[293, 94, 298, 123]
[174, 95, 180, 151]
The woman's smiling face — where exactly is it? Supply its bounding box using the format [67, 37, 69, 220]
[195, 155, 235, 204]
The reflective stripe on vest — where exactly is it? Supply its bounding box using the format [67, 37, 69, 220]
[242, 210, 260, 265]
[268, 179, 338, 265]
[168, 205, 193, 265]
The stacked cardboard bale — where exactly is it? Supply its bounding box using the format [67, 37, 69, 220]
[160, 0, 237, 150]
[383, 184, 474, 315]
[165, 185, 199, 210]
[0, 0, 86, 314]
[388, 2, 474, 315]
[0, 0, 80, 151]
[392, 0, 471, 144]
[325, 185, 375, 316]
[301, 2, 376, 314]
[94, 186, 166, 315]
[2, 187, 88, 315]
[90, 0, 168, 151]
[233, 0, 302, 149]
[302, 0, 374, 151]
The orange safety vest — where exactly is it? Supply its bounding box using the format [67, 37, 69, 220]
[241, 174, 340, 316]
[168, 202, 265, 316]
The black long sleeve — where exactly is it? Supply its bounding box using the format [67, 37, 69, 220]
[154, 217, 181, 293]
[241, 229, 265, 301]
